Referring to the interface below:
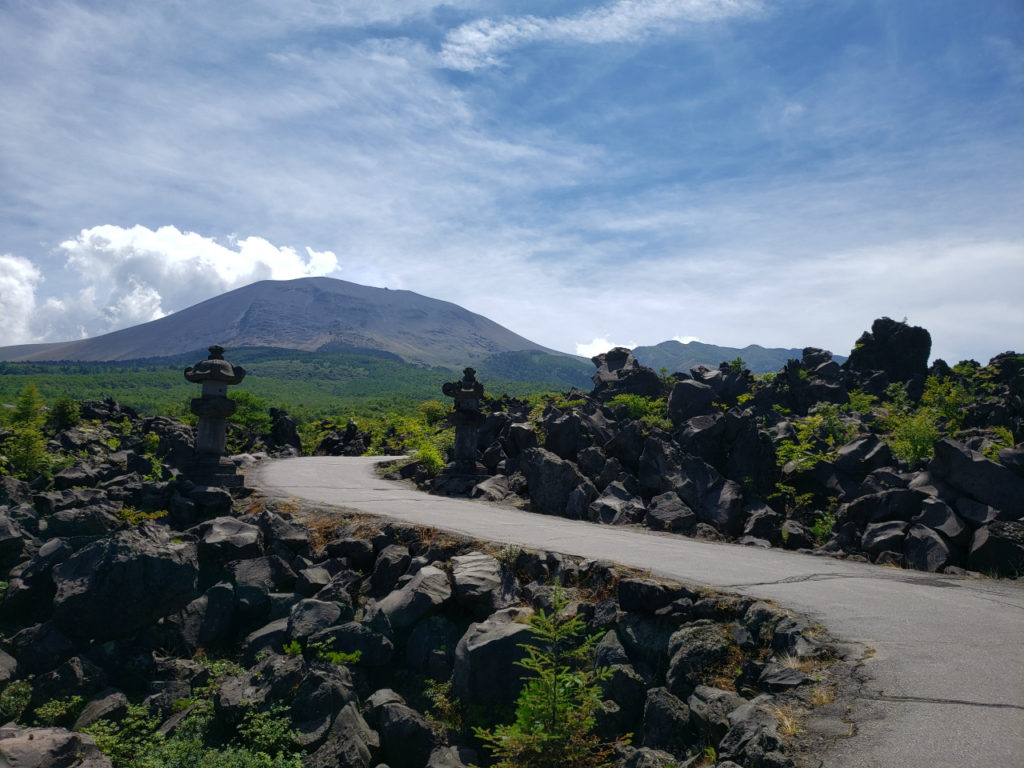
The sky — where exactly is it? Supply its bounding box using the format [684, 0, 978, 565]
[1, 0, 1022, 364]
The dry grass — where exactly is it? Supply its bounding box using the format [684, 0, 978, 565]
[773, 704, 805, 737]
[777, 651, 836, 676]
[810, 685, 837, 707]
[705, 644, 750, 692]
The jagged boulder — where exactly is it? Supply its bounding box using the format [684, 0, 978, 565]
[641, 687, 692, 755]
[591, 348, 662, 401]
[520, 447, 591, 517]
[968, 521, 1024, 576]
[368, 692, 437, 768]
[51, 523, 198, 641]
[644, 491, 696, 533]
[667, 380, 716, 425]
[452, 608, 532, 709]
[834, 435, 893, 477]
[450, 552, 519, 618]
[904, 525, 954, 572]
[665, 622, 733, 700]
[844, 317, 931, 390]
[376, 565, 451, 630]
[930, 438, 1024, 519]
[589, 481, 646, 525]
[718, 695, 788, 768]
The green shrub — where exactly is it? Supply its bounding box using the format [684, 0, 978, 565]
[236, 705, 298, 756]
[424, 679, 464, 738]
[983, 426, 1016, 461]
[920, 375, 972, 430]
[887, 410, 940, 464]
[49, 396, 81, 430]
[474, 588, 623, 768]
[608, 394, 671, 431]
[33, 695, 84, 727]
[845, 389, 877, 414]
[2, 426, 51, 479]
[809, 510, 837, 544]
[117, 507, 168, 525]
[11, 383, 46, 428]
[418, 400, 448, 426]
[727, 357, 746, 373]
[0, 679, 32, 722]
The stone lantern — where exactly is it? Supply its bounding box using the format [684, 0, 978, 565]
[184, 345, 246, 487]
[435, 367, 489, 495]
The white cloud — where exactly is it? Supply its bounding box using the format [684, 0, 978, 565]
[441, 0, 764, 70]
[0, 254, 42, 344]
[575, 336, 637, 358]
[36, 225, 339, 340]
[673, 335, 701, 344]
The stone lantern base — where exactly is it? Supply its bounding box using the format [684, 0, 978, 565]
[433, 460, 489, 496]
[185, 455, 245, 489]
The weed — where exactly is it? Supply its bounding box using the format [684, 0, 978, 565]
[773, 704, 804, 737]
[811, 686, 837, 707]
[117, 507, 168, 525]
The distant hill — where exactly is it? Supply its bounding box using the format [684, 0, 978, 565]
[631, 340, 846, 375]
[0, 277, 582, 371]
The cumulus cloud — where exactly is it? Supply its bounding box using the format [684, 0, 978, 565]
[673, 335, 701, 344]
[35, 225, 339, 341]
[0, 254, 43, 344]
[441, 0, 764, 70]
[575, 336, 637, 358]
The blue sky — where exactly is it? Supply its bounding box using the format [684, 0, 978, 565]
[1, 0, 1021, 363]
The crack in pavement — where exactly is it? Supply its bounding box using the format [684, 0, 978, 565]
[722, 572, 874, 588]
[867, 694, 1024, 710]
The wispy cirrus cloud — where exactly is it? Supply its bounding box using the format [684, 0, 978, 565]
[441, 0, 765, 70]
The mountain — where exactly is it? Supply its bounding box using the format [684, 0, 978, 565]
[631, 339, 846, 375]
[0, 277, 579, 370]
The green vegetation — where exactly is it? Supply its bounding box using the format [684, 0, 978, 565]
[727, 356, 746, 373]
[34, 695, 84, 727]
[0, 347, 586, 423]
[878, 376, 976, 464]
[775, 403, 858, 472]
[808, 510, 838, 544]
[983, 426, 1016, 461]
[474, 588, 623, 768]
[117, 507, 169, 525]
[283, 638, 361, 666]
[607, 393, 671, 431]
[0, 679, 32, 722]
[844, 389, 877, 414]
[80, 656, 301, 768]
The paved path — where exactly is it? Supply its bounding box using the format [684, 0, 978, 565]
[252, 456, 1024, 768]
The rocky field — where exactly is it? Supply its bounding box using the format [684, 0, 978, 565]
[0, 396, 856, 768]
[0, 314, 1021, 768]
[392, 317, 1024, 578]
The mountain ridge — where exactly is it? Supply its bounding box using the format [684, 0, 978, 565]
[631, 339, 847, 375]
[0, 276, 848, 377]
[0, 277, 569, 369]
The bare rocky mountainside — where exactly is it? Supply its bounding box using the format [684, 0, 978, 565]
[0, 278, 568, 369]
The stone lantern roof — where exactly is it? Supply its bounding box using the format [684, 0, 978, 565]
[184, 345, 246, 386]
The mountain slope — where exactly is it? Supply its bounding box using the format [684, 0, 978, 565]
[631, 339, 846, 375]
[0, 277, 571, 369]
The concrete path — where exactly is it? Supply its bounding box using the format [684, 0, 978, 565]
[252, 456, 1024, 768]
